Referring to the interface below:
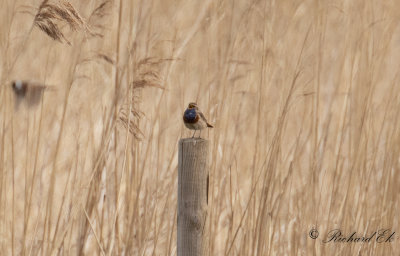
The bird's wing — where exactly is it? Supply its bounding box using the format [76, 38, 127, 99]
[199, 111, 213, 127]
[32, 83, 52, 90]
[198, 111, 208, 123]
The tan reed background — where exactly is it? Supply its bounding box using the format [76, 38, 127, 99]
[0, 0, 400, 255]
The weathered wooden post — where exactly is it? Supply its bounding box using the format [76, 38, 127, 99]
[178, 138, 209, 256]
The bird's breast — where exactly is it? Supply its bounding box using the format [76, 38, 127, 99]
[183, 108, 199, 123]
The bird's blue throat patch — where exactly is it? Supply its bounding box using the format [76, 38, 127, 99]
[183, 108, 198, 123]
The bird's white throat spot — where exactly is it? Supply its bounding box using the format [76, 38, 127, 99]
[15, 80, 23, 89]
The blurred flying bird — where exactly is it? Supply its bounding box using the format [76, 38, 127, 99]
[11, 80, 53, 108]
[183, 102, 213, 138]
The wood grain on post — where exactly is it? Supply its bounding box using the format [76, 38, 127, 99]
[178, 138, 209, 256]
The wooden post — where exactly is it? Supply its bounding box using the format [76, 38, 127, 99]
[178, 138, 209, 256]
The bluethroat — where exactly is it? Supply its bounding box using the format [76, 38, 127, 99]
[183, 102, 213, 138]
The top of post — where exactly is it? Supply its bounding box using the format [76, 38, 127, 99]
[179, 138, 209, 147]
[180, 137, 208, 143]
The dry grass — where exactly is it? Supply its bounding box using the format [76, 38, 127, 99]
[1, 0, 400, 255]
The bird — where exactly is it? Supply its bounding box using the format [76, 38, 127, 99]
[183, 102, 213, 138]
[11, 80, 52, 108]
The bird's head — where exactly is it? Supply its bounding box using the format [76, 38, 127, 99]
[12, 80, 23, 90]
[188, 102, 198, 109]
[11, 80, 27, 96]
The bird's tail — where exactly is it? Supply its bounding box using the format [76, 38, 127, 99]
[207, 123, 213, 128]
